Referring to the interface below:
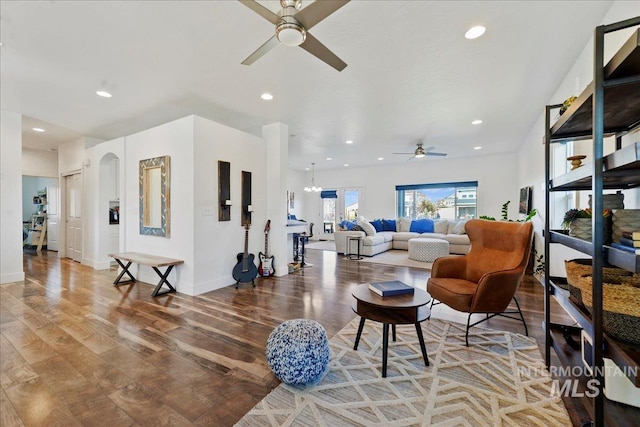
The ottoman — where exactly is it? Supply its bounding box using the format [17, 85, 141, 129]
[408, 238, 449, 262]
[266, 319, 330, 385]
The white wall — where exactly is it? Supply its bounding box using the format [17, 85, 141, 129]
[192, 116, 267, 293]
[22, 148, 58, 178]
[287, 169, 306, 220]
[517, 1, 640, 275]
[302, 152, 520, 224]
[124, 116, 195, 293]
[1, 111, 25, 283]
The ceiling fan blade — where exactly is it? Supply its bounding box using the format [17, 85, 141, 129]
[238, 0, 280, 25]
[295, 0, 350, 30]
[406, 155, 416, 161]
[425, 152, 448, 157]
[241, 35, 280, 65]
[299, 33, 347, 71]
[393, 152, 414, 155]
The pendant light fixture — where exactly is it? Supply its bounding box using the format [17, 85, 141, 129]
[304, 163, 322, 192]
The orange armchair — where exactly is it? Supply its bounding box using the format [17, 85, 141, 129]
[427, 219, 534, 346]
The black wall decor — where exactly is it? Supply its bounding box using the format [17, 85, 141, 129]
[241, 170, 252, 226]
[218, 161, 231, 221]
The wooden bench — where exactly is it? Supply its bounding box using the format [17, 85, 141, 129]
[109, 252, 184, 297]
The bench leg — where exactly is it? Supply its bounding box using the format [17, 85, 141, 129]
[151, 265, 177, 297]
[113, 259, 135, 285]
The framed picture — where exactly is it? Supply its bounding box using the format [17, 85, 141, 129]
[289, 191, 295, 209]
[519, 186, 532, 214]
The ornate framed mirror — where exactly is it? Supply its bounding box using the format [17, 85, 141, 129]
[139, 155, 170, 237]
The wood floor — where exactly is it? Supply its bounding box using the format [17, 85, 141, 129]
[3, 248, 574, 426]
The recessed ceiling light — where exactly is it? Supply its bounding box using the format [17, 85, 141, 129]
[96, 90, 112, 98]
[261, 93, 273, 100]
[345, 140, 353, 144]
[474, 146, 483, 150]
[326, 157, 332, 161]
[32, 127, 45, 132]
[471, 119, 483, 125]
[343, 163, 349, 167]
[465, 25, 486, 40]
[305, 167, 310, 171]
[378, 157, 384, 160]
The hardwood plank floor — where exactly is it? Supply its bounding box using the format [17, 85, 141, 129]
[3, 248, 577, 426]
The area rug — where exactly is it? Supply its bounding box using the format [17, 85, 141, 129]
[235, 318, 570, 426]
[358, 250, 433, 270]
[305, 240, 336, 251]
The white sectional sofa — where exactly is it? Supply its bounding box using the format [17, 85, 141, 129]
[334, 217, 471, 257]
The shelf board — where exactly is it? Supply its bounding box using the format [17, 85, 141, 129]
[549, 231, 640, 272]
[549, 328, 640, 426]
[550, 142, 640, 191]
[550, 29, 640, 141]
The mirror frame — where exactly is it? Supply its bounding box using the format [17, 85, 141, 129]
[139, 155, 171, 237]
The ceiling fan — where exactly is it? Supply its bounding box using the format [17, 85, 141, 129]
[238, 0, 349, 71]
[393, 143, 447, 160]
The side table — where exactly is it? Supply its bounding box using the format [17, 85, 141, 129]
[346, 236, 363, 260]
[351, 284, 431, 377]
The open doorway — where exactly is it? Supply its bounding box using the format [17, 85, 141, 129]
[22, 176, 59, 252]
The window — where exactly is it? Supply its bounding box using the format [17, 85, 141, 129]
[396, 181, 478, 220]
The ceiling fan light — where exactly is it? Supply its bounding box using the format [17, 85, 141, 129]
[276, 22, 306, 46]
[304, 186, 312, 192]
[415, 153, 426, 158]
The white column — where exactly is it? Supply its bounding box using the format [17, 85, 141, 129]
[262, 123, 290, 276]
[1, 111, 26, 283]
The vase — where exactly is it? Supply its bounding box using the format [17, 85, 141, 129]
[569, 218, 592, 240]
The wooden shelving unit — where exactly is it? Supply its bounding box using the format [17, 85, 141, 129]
[544, 18, 640, 427]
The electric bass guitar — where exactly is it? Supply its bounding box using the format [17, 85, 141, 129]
[258, 219, 275, 277]
[232, 222, 258, 288]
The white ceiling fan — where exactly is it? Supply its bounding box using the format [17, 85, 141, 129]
[393, 143, 447, 160]
[238, 0, 350, 71]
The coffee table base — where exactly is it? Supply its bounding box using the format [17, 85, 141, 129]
[353, 317, 429, 377]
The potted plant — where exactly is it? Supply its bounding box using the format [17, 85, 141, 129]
[561, 208, 612, 241]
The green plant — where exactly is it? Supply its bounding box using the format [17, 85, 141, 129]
[481, 201, 536, 223]
[501, 201, 510, 221]
[532, 248, 545, 276]
[561, 208, 611, 230]
[561, 208, 591, 229]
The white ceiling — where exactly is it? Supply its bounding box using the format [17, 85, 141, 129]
[1, 1, 615, 170]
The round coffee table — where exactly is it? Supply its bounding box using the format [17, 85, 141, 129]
[351, 284, 431, 377]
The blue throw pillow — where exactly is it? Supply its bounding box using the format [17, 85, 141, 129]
[370, 219, 383, 232]
[410, 218, 434, 233]
[339, 220, 356, 230]
[382, 219, 396, 231]
[288, 214, 297, 220]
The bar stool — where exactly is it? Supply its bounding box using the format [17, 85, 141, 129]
[293, 223, 314, 267]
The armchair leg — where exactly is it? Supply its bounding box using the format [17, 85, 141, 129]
[465, 314, 472, 347]
[512, 297, 528, 336]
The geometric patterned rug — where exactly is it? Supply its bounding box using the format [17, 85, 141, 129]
[235, 318, 570, 426]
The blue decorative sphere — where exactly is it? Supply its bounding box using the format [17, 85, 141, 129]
[266, 319, 330, 385]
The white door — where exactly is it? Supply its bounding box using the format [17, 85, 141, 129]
[46, 182, 59, 251]
[66, 173, 82, 262]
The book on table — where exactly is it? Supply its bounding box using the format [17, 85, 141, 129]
[369, 280, 415, 297]
[621, 230, 640, 240]
[610, 242, 640, 255]
[619, 237, 640, 248]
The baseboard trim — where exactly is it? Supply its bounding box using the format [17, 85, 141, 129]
[1, 271, 25, 284]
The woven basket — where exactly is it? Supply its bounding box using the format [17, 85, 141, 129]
[576, 274, 640, 344]
[564, 259, 631, 309]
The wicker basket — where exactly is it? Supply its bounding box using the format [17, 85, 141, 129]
[576, 274, 640, 344]
[563, 259, 631, 310]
